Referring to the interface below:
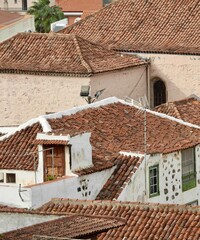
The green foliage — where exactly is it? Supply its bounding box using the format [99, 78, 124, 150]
[28, 0, 64, 33]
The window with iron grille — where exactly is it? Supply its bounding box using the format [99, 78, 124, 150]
[182, 148, 196, 191]
[149, 165, 159, 197]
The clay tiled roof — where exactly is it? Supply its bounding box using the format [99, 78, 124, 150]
[154, 97, 200, 126]
[2, 214, 125, 240]
[0, 123, 43, 170]
[37, 199, 200, 240]
[56, 0, 102, 12]
[96, 153, 143, 200]
[61, 0, 200, 55]
[47, 100, 200, 156]
[34, 140, 68, 145]
[0, 10, 23, 29]
[0, 33, 145, 76]
[1, 98, 200, 171]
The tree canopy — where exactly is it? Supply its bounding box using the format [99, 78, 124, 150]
[28, 0, 64, 33]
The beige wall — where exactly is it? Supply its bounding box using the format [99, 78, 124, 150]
[0, 0, 55, 10]
[138, 53, 200, 106]
[0, 73, 89, 126]
[0, 15, 35, 42]
[91, 66, 147, 102]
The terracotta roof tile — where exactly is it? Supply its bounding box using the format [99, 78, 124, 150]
[56, 0, 102, 12]
[36, 199, 200, 240]
[0, 10, 23, 28]
[2, 214, 125, 240]
[34, 139, 68, 145]
[0, 123, 42, 170]
[1, 98, 200, 171]
[96, 153, 143, 200]
[154, 97, 200, 126]
[61, 0, 200, 54]
[0, 33, 145, 75]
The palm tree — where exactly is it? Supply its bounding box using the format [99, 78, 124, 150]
[28, 0, 64, 33]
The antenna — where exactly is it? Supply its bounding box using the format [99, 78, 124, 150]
[125, 95, 149, 197]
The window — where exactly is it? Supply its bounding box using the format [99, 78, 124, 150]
[182, 148, 196, 191]
[14, 0, 17, 3]
[153, 79, 166, 107]
[0, 173, 4, 183]
[6, 173, 16, 183]
[149, 165, 159, 197]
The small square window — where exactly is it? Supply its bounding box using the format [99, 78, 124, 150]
[6, 173, 16, 183]
[149, 165, 159, 197]
[0, 173, 4, 183]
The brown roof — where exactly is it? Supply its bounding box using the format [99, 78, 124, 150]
[154, 97, 200, 126]
[0, 33, 145, 76]
[37, 199, 200, 240]
[1, 98, 200, 171]
[61, 0, 200, 55]
[2, 214, 125, 240]
[96, 153, 143, 200]
[0, 10, 23, 28]
[56, 0, 102, 12]
[34, 139, 68, 145]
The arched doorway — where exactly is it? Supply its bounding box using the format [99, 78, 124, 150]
[153, 79, 166, 107]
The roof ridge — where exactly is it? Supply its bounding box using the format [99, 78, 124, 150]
[0, 116, 51, 141]
[50, 198, 200, 213]
[72, 35, 93, 73]
[118, 99, 200, 129]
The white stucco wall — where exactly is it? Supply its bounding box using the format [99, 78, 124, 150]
[0, 15, 35, 42]
[29, 166, 115, 209]
[0, 213, 60, 234]
[118, 145, 200, 205]
[70, 133, 93, 171]
[90, 66, 147, 102]
[0, 73, 89, 126]
[136, 53, 200, 106]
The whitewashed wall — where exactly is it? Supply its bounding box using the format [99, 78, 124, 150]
[0, 74, 89, 126]
[118, 145, 200, 205]
[30, 167, 115, 208]
[137, 53, 200, 106]
[0, 15, 35, 42]
[0, 213, 59, 234]
[0, 166, 115, 208]
[90, 66, 147, 102]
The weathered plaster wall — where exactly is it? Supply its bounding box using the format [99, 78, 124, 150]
[0, 15, 35, 42]
[119, 146, 200, 205]
[0, 213, 60, 234]
[0, 166, 115, 208]
[30, 166, 115, 208]
[0, 169, 36, 186]
[137, 53, 200, 106]
[90, 66, 147, 102]
[0, 0, 55, 9]
[0, 74, 89, 126]
[70, 133, 93, 171]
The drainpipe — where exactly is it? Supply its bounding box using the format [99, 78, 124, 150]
[146, 59, 151, 107]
